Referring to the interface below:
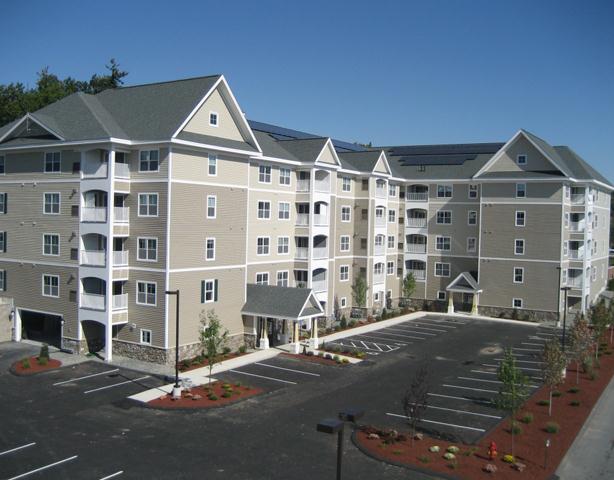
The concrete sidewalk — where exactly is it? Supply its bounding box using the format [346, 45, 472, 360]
[555, 375, 614, 479]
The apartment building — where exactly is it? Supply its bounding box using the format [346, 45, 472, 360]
[0, 74, 611, 363]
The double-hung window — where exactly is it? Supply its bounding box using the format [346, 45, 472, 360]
[206, 195, 216, 218]
[279, 168, 291, 186]
[341, 206, 351, 222]
[258, 165, 271, 183]
[277, 236, 289, 255]
[0, 232, 6, 252]
[140, 329, 152, 345]
[435, 236, 451, 251]
[340, 235, 350, 252]
[44, 152, 61, 173]
[0, 192, 6, 214]
[277, 271, 289, 287]
[257, 237, 270, 255]
[139, 150, 159, 172]
[387, 235, 395, 249]
[209, 112, 218, 126]
[436, 184, 452, 198]
[434, 263, 450, 277]
[0, 155, 5, 174]
[278, 202, 290, 220]
[388, 209, 396, 223]
[388, 184, 397, 197]
[468, 184, 478, 199]
[514, 239, 525, 255]
[468, 211, 478, 225]
[208, 154, 217, 176]
[137, 237, 158, 261]
[339, 265, 349, 281]
[342, 177, 351, 192]
[258, 201, 271, 219]
[0, 270, 5, 291]
[137, 281, 157, 305]
[467, 237, 477, 253]
[387, 261, 394, 275]
[138, 193, 158, 217]
[44, 193, 60, 214]
[205, 238, 215, 261]
[513, 267, 524, 284]
[515, 211, 526, 227]
[43, 234, 59, 256]
[516, 183, 526, 198]
[201, 279, 219, 302]
[436, 210, 451, 224]
[42, 274, 59, 297]
[256, 273, 269, 285]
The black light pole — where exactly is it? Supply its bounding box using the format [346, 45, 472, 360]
[555, 267, 563, 328]
[165, 289, 181, 395]
[561, 286, 571, 352]
[316, 418, 344, 480]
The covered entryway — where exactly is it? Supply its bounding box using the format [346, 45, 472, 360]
[19, 309, 63, 348]
[445, 272, 482, 315]
[81, 320, 105, 353]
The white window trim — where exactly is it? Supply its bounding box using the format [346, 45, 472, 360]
[341, 205, 351, 222]
[436, 184, 453, 198]
[258, 165, 272, 184]
[436, 210, 452, 225]
[138, 149, 160, 173]
[279, 167, 291, 187]
[434, 263, 451, 277]
[205, 237, 216, 261]
[516, 183, 527, 198]
[202, 278, 217, 303]
[563, 241, 568, 257]
[514, 239, 525, 256]
[207, 153, 217, 176]
[140, 329, 152, 345]
[256, 236, 270, 256]
[388, 235, 395, 250]
[43, 192, 61, 215]
[340, 297, 347, 308]
[339, 265, 350, 282]
[467, 237, 477, 253]
[255, 272, 269, 285]
[0, 269, 5, 291]
[42, 274, 60, 298]
[257, 200, 271, 220]
[512, 298, 523, 308]
[340, 235, 350, 252]
[342, 177, 352, 193]
[437, 290, 447, 301]
[43, 151, 61, 173]
[42, 233, 60, 257]
[137, 236, 158, 262]
[276, 270, 289, 286]
[468, 184, 478, 199]
[206, 195, 217, 219]
[513, 267, 524, 284]
[467, 210, 478, 226]
[209, 111, 219, 127]
[435, 236, 451, 251]
[515, 210, 526, 227]
[278, 201, 290, 221]
[277, 236, 290, 255]
[136, 280, 157, 306]
[388, 209, 396, 223]
[138, 192, 159, 217]
[0, 155, 5, 175]
[387, 261, 395, 275]
[516, 154, 527, 165]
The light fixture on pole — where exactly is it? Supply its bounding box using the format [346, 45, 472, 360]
[165, 289, 181, 398]
[317, 418, 344, 480]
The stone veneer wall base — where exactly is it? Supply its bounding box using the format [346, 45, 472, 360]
[478, 306, 558, 323]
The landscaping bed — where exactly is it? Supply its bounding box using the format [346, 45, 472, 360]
[281, 352, 350, 366]
[178, 349, 249, 372]
[11, 356, 62, 376]
[355, 340, 614, 479]
[148, 381, 262, 409]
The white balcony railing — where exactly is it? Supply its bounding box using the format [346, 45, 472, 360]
[375, 187, 387, 199]
[569, 250, 583, 260]
[114, 163, 130, 178]
[296, 214, 309, 226]
[82, 207, 107, 222]
[313, 214, 328, 226]
[407, 269, 426, 280]
[112, 293, 128, 310]
[314, 180, 330, 193]
[406, 192, 428, 202]
[374, 245, 386, 256]
[373, 274, 386, 284]
[406, 217, 427, 228]
[313, 247, 328, 259]
[113, 250, 129, 266]
[80, 250, 106, 266]
[406, 243, 427, 254]
[570, 222, 584, 232]
[312, 280, 327, 292]
[571, 194, 585, 205]
[297, 180, 310, 192]
[295, 247, 309, 260]
[375, 217, 386, 227]
[114, 207, 129, 223]
[567, 277, 583, 288]
[81, 293, 106, 311]
[82, 163, 108, 179]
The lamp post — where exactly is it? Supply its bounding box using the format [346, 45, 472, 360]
[165, 289, 181, 398]
[561, 286, 571, 352]
[316, 418, 344, 480]
[544, 438, 551, 469]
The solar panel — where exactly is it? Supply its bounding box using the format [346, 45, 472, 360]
[398, 154, 477, 166]
[387, 143, 504, 157]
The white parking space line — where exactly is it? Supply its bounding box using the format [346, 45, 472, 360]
[427, 392, 493, 405]
[429, 319, 467, 325]
[513, 347, 542, 352]
[443, 384, 498, 394]
[354, 334, 411, 345]
[385, 327, 436, 336]
[386, 413, 486, 432]
[522, 342, 545, 347]
[229, 369, 297, 385]
[254, 362, 320, 377]
[425, 404, 502, 419]
[366, 331, 427, 341]
[404, 324, 448, 333]
[84, 375, 150, 394]
[99, 472, 124, 480]
[495, 358, 543, 364]
[457, 376, 539, 388]
[6, 455, 78, 480]
[0, 442, 36, 457]
[414, 321, 457, 329]
[53, 369, 120, 386]
[482, 363, 541, 372]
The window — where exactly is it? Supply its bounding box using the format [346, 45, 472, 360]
[563, 241, 568, 256]
[0, 155, 4, 174]
[435, 263, 450, 277]
[340, 235, 350, 252]
[255, 273, 269, 285]
[139, 150, 159, 172]
[43, 193, 60, 214]
[513, 267, 524, 284]
[436, 210, 452, 224]
[44, 152, 61, 173]
[374, 292, 381, 302]
[0, 232, 5, 252]
[468, 184, 478, 199]
[387, 261, 395, 275]
[257, 237, 270, 255]
[361, 209, 368, 220]
[435, 236, 451, 251]
[467, 237, 477, 253]
[205, 238, 215, 261]
[360, 238, 367, 249]
[516, 183, 526, 198]
[468, 211, 478, 225]
[42, 274, 59, 297]
[388, 184, 397, 197]
[564, 185, 570, 199]
[594, 214, 599, 229]
[0, 193, 6, 213]
[277, 271, 289, 287]
[138, 193, 158, 217]
[515, 211, 526, 227]
[206, 195, 216, 219]
[43, 234, 59, 256]
[374, 263, 384, 276]
[339, 265, 349, 281]
[437, 184, 453, 198]
[138, 237, 158, 261]
[208, 154, 217, 176]
[258, 165, 271, 183]
[279, 168, 291, 186]
[562, 268, 568, 285]
[437, 290, 447, 301]
[140, 329, 152, 345]
[209, 112, 218, 126]
[512, 298, 523, 308]
[0, 270, 5, 291]
[257, 201, 271, 219]
[277, 236, 289, 255]
[515, 239, 525, 255]
[517, 154, 527, 165]
[200, 279, 219, 302]
[340, 297, 347, 308]
[361, 179, 369, 191]
[388, 235, 395, 249]
[342, 177, 351, 192]
[388, 209, 396, 223]
[564, 212, 569, 228]
[592, 266, 596, 282]
[137, 281, 156, 305]
[341, 206, 351, 222]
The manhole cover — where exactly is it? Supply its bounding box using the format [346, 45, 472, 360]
[480, 346, 503, 355]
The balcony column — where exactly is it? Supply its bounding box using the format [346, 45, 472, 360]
[105, 319, 113, 362]
[309, 317, 319, 349]
[258, 317, 269, 349]
[292, 320, 300, 354]
[447, 295, 455, 314]
[471, 293, 479, 315]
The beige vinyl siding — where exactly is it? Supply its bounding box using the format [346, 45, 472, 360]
[316, 143, 338, 166]
[128, 147, 169, 180]
[249, 162, 299, 192]
[373, 155, 388, 174]
[428, 204, 480, 256]
[172, 147, 249, 185]
[246, 262, 297, 286]
[426, 256, 478, 300]
[170, 183, 247, 269]
[487, 136, 559, 174]
[2, 150, 81, 180]
[183, 88, 245, 142]
[481, 182, 563, 202]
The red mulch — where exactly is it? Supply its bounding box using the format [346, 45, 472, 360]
[355, 342, 614, 480]
[148, 381, 263, 409]
[178, 351, 248, 372]
[280, 352, 348, 366]
[12, 357, 62, 375]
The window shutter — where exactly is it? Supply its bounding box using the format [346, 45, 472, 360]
[2, 193, 6, 213]
[2, 232, 6, 252]
[200, 281, 205, 303]
[214, 280, 219, 302]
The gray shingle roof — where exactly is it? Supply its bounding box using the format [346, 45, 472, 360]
[553, 146, 613, 187]
[275, 137, 329, 163]
[338, 150, 382, 172]
[242, 284, 323, 319]
[176, 131, 258, 152]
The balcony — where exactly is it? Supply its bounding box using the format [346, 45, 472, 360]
[406, 217, 427, 228]
[81, 293, 105, 311]
[312, 280, 327, 292]
[296, 214, 309, 226]
[297, 179, 310, 192]
[375, 187, 387, 198]
[570, 221, 584, 232]
[112, 293, 128, 310]
[375, 216, 386, 227]
[82, 207, 107, 223]
[113, 250, 129, 266]
[406, 243, 427, 254]
[295, 247, 308, 260]
[406, 192, 428, 202]
[569, 250, 583, 260]
[373, 273, 385, 284]
[314, 179, 330, 193]
[313, 247, 328, 259]
[407, 269, 426, 280]
[114, 163, 130, 178]
[567, 276, 583, 288]
[80, 250, 106, 267]
[114, 207, 129, 223]
[374, 245, 385, 256]
[313, 214, 328, 226]
[571, 194, 585, 205]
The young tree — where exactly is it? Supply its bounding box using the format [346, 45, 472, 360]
[402, 272, 416, 300]
[590, 300, 609, 359]
[496, 348, 530, 457]
[569, 314, 594, 384]
[351, 275, 368, 308]
[541, 339, 567, 416]
[199, 310, 228, 385]
[402, 362, 430, 446]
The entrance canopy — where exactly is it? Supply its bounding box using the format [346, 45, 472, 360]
[445, 271, 482, 294]
[242, 284, 324, 321]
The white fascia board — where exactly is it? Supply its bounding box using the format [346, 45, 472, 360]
[373, 150, 392, 175]
[298, 291, 325, 317]
[0, 114, 65, 143]
[171, 138, 256, 156]
[170, 76, 223, 138]
[250, 154, 303, 167]
[314, 138, 342, 168]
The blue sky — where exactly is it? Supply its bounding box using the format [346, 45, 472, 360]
[2, 0, 613, 180]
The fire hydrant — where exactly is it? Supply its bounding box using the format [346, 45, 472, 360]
[488, 441, 498, 460]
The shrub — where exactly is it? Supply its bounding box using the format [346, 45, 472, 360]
[570, 400, 581, 407]
[545, 422, 560, 433]
[568, 387, 580, 394]
[234, 382, 242, 387]
[324, 354, 332, 360]
[317, 352, 324, 357]
[238, 345, 247, 354]
[334, 325, 341, 332]
[222, 346, 232, 355]
[356, 351, 366, 359]
[447, 446, 460, 454]
[340, 316, 347, 329]
[582, 357, 594, 375]
[510, 422, 522, 435]
[418, 455, 430, 464]
[429, 446, 440, 453]
[39, 343, 50, 360]
[37, 356, 48, 366]
[552, 390, 562, 398]
[333, 355, 340, 362]
[502, 454, 515, 463]
[589, 371, 599, 381]
[392, 449, 403, 455]
[306, 351, 314, 356]
[463, 447, 478, 457]
[207, 394, 218, 401]
[348, 319, 357, 328]
[537, 399, 550, 406]
[221, 391, 231, 398]
[520, 412, 533, 424]
[341, 358, 349, 364]
[443, 452, 456, 460]
[21, 358, 31, 369]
